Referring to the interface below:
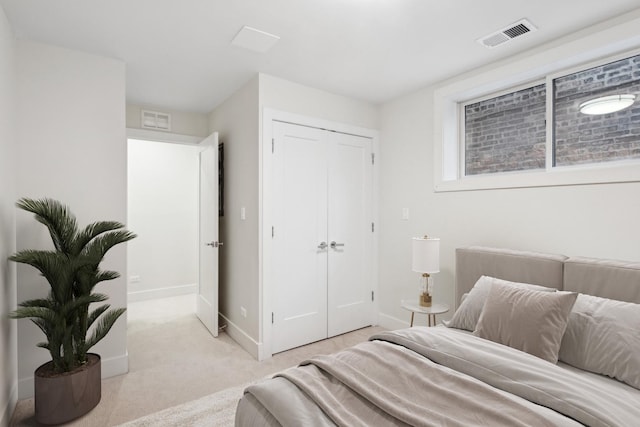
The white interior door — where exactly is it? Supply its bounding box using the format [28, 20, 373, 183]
[327, 132, 373, 336]
[270, 121, 374, 353]
[271, 122, 328, 353]
[196, 132, 219, 337]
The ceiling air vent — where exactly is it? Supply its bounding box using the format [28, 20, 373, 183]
[141, 109, 171, 131]
[477, 19, 537, 49]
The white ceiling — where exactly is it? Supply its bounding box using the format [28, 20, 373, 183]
[2, 0, 640, 113]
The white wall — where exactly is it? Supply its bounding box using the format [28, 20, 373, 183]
[378, 12, 640, 329]
[0, 5, 17, 425]
[208, 76, 260, 345]
[127, 139, 199, 301]
[127, 104, 210, 138]
[258, 74, 378, 130]
[15, 41, 127, 398]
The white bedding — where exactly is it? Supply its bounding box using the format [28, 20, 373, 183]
[238, 327, 640, 426]
[378, 327, 640, 426]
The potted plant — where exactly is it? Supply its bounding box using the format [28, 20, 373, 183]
[9, 198, 135, 424]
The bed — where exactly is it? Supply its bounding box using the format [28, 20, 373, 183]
[236, 247, 640, 426]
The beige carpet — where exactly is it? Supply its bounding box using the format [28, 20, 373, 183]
[117, 380, 255, 427]
[10, 295, 385, 426]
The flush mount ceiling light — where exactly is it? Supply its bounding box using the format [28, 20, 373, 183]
[579, 94, 636, 115]
[230, 26, 280, 54]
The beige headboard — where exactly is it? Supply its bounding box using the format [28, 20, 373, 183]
[455, 247, 566, 308]
[455, 246, 640, 309]
[564, 256, 640, 304]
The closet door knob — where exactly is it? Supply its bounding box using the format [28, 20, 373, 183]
[317, 242, 328, 250]
[330, 241, 345, 249]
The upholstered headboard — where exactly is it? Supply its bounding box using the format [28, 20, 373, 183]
[455, 247, 566, 307]
[564, 256, 640, 303]
[455, 246, 640, 309]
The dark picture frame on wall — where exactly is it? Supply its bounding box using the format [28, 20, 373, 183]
[219, 142, 224, 217]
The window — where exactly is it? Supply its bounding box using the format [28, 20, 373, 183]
[553, 55, 640, 167]
[460, 52, 640, 177]
[434, 18, 640, 192]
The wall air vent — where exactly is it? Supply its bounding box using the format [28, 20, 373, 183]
[141, 109, 171, 131]
[478, 19, 537, 49]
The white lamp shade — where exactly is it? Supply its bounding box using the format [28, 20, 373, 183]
[412, 237, 440, 273]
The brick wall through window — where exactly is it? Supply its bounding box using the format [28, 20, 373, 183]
[464, 84, 546, 176]
[462, 53, 640, 176]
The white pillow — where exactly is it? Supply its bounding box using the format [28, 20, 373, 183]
[443, 276, 557, 332]
[559, 294, 640, 390]
[474, 283, 577, 363]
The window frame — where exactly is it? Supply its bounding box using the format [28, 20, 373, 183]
[434, 24, 640, 193]
[547, 48, 640, 172]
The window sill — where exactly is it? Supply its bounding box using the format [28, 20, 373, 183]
[434, 162, 640, 192]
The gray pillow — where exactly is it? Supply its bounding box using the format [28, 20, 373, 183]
[443, 275, 557, 332]
[474, 283, 577, 363]
[559, 294, 640, 389]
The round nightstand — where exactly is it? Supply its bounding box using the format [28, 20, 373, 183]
[401, 300, 450, 327]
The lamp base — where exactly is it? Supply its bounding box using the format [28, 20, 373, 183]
[419, 292, 432, 307]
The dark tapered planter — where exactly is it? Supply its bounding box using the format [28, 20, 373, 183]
[34, 353, 101, 425]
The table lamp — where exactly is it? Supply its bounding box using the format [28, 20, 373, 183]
[412, 236, 440, 307]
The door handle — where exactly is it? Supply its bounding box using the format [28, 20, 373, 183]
[330, 241, 345, 249]
[317, 242, 328, 250]
[206, 241, 223, 248]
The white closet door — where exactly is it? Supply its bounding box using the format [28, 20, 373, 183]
[271, 121, 328, 354]
[327, 132, 373, 337]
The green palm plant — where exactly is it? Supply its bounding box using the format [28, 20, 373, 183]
[9, 198, 136, 373]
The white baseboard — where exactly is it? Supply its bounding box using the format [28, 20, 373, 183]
[219, 314, 261, 360]
[18, 377, 32, 400]
[377, 312, 410, 330]
[101, 352, 129, 380]
[127, 284, 196, 303]
[1, 382, 17, 427]
[17, 352, 129, 399]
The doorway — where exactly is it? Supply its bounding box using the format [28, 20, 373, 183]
[126, 134, 220, 337]
[127, 138, 200, 310]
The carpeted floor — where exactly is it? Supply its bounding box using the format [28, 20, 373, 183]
[10, 294, 384, 426]
[116, 380, 254, 427]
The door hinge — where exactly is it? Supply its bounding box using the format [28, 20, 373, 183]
[371, 153, 375, 165]
[272, 138, 274, 153]
[272, 226, 274, 238]
[371, 222, 375, 232]
[272, 312, 274, 324]
[371, 291, 374, 302]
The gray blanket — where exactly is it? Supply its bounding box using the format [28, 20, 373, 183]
[241, 327, 640, 426]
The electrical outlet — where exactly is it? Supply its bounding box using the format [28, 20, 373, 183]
[240, 306, 247, 318]
[130, 275, 141, 283]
